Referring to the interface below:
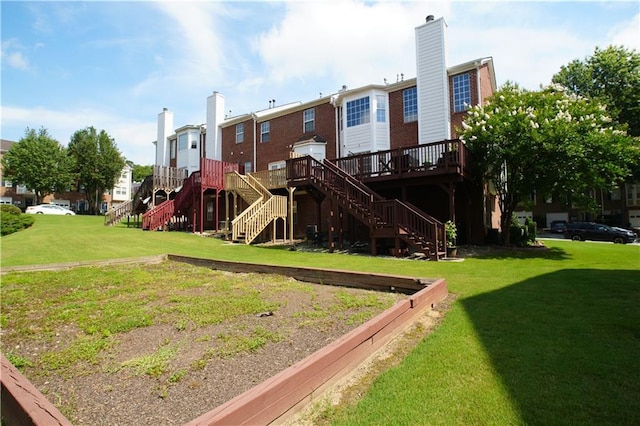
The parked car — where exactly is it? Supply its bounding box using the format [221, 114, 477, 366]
[26, 204, 76, 215]
[550, 220, 567, 233]
[564, 222, 637, 244]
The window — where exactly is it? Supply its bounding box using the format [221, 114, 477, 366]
[269, 161, 286, 170]
[453, 73, 471, 112]
[206, 201, 214, 222]
[303, 108, 315, 133]
[170, 140, 176, 159]
[236, 123, 244, 144]
[403, 87, 418, 122]
[346, 96, 370, 128]
[178, 133, 188, 151]
[376, 95, 386, 123]
[244, 161, 252, 173]
[191, 138, 197, 149]
[261, 121, 270, 143]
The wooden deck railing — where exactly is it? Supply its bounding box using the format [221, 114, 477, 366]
[153, 165, 188, 190]
[332, 139, 468, 180]
[201, 158, 239, 188]
[250, 168, 287, 189]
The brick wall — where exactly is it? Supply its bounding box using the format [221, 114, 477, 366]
[222, 118, 255, 171]
[389, 86, 419, 149]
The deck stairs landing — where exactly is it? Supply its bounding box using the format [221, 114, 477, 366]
[289, 156, 445, 260]
[226, 172, 287, 244]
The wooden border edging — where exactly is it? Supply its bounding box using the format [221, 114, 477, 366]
[184, 278, 448, 426]
[1, 254, 447, 426]
[1, 354, 72, 426]
[167, 254, 434, 293]
[0, 255, 168, 274]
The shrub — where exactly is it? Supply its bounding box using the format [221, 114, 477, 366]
[0, 207, 35, 236]
[509, 213, 536, 246]
[0, 204, 22, 215]
[445, 220, 457, 247]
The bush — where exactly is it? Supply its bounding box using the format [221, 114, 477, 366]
[1, 206, 35, 236]
[509, 214, 536, 246]
[1, 204, 22, 215]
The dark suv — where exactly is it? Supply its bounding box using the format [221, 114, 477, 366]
[564, 222, 637, 244]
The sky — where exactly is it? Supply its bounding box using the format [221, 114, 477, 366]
[1, 1, 639, 166]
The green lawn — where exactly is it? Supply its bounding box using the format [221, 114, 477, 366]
[2, 215, 639, 424]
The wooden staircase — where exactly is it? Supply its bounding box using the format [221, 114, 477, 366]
[105, 174, 155, 226]
[226, 172, 287, 244]
[288, 156, 445, 260]
[141, 159, 239, 232]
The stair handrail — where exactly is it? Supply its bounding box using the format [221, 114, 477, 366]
[104, 199, 133, 226]
[246, 174, 272, 200]
[173, 171, 199, 215]
[142, 199, 175, 231]
[225, 172, 262, 204]
[242, 195, 287, 243]
[231, 196, 264, 241]
[131, 174, 154, 214]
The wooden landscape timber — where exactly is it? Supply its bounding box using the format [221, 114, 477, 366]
[1, 255, 447, 425]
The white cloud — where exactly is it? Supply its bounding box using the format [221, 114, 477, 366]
[1, 106, 156, 165]
[609, 13, 640, 50]
[255, 1, 452, 89]
[449, 24, 593, 90]
[1, 39, 31, 71]
[132, 2, 231, 99]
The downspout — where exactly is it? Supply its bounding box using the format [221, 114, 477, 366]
[475, 61, 482, 106]
[330, 94, 340, 158]
[335, 106, 340, 158]
[252, 114, 257, 173]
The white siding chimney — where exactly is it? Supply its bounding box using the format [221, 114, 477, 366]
[206, 92, 225, 161]
[156, 108, 174, 166]
[415, 17, 450, 143]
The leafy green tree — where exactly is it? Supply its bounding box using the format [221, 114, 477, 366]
[1, 127, 74, 204]
[67, 127, 126, 215]
[552, 46, 640, 136]
[132, 164, 153, 183]
[460, 82, 638, 245]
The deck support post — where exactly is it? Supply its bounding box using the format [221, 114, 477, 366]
[288, 187, 296, 242]
[328, 200, 335, 253]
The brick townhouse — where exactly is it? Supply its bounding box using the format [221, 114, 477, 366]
[144, 16, 501, 257]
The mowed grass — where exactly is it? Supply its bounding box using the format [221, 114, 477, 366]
[2, 214, 639, 424]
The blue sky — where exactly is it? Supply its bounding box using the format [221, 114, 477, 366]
[2, 1, 639, 166]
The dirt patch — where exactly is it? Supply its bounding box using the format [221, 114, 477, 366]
[1, 261, 407, 425]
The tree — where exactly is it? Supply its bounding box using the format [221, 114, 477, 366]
[552, 46, 640, 136]
[67, 127, 126, 215]
[1, 127, 74, 205]
[132, 164, 153, 183]
[460, 82, 638, 245]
